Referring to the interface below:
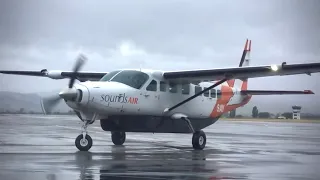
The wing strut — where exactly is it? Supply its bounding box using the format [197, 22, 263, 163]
[164, 78, 228, 112]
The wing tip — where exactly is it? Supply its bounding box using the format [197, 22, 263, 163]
[304, 90, 315, 94]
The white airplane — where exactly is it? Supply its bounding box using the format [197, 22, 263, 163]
[1, 39, 319, 151]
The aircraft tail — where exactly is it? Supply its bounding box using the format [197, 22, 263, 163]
[227, 39, 251, 90]
[239, 39, 251, 67]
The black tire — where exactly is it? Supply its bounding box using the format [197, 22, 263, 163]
[111, 131, 126, 145]
[75, 134, 93, 151]
[192, 130, 206, 150]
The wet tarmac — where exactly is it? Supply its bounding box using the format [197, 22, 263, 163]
[0, 114, 320, 180]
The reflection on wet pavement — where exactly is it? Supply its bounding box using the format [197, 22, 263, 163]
[0, 114, 320, 180]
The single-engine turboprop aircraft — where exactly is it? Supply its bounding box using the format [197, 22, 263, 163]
[1, 39, 320, 151]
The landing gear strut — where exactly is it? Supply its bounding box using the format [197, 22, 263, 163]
[75, 114, 97, 151]
[182, 117, 207, 150]
[192, 130, 206, 150]
[111, 131, 126, 145]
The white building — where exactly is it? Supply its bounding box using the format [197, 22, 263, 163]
[292, 106, 302, 119]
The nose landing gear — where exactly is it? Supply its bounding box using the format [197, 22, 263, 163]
[75, 113, 97, 151]
[75, 133, 92, 151]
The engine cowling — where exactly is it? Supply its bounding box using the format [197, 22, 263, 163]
[47, 70, 64, 79]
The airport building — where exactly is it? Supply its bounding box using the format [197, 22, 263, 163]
[292, 106, 302, 119]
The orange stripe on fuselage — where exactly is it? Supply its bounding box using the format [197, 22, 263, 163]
[223, 95, 252, 112]
[210, 84, 251, 118]
[210, 85, 233, 118]
[227, 80, 235, 87]
[241, 80, 248, 90]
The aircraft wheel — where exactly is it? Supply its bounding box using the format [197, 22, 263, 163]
[192, 130, 206, 150]
[111, 131, 126, 145]
[75, 134, 93, 151]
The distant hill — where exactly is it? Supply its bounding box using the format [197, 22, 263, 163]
[0, 91, 70, 113]
[1, 91, 320, 118]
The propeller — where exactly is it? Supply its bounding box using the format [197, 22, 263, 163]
[40, 54, 87, 115]
[40, 94, 61, 115]
[69, 54, 87, 88]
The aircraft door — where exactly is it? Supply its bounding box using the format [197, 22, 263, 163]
[139, 79, 160, 114]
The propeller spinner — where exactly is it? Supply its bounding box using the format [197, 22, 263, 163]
[40, 54, 87, 114]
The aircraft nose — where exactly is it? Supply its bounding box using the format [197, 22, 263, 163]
[62, 83, 90, 111]
[59, 88, 78, 101]
[58, 83, 90, 105]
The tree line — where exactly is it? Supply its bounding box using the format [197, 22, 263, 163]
[227, 106, 320, 120]
[251, 106, 293, 119]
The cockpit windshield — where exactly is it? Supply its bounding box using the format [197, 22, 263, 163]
[100, 70, 149, 89]
[99, 70, 120, 82]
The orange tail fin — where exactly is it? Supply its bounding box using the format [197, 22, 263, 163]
[228, 39, 251, 89]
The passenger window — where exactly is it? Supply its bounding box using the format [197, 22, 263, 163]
[146, 80, 157, 91]
[169, 82, 177, 93]
[160, 81, 166, 92]
[181, 83, 190, 95]
[211, 89, 216, 98]
[204, 89, 209, 97]
[195, 86, 202, 95]
[217, 89, 221, 98]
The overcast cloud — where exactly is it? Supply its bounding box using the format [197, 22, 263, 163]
[0, 0, 319, 114]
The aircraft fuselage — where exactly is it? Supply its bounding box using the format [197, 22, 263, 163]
[65, 69, 251, 133]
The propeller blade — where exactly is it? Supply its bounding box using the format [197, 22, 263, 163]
[73, 54, 87, 72]
[68, 77, 76, 89]
[41, 54, 88, 115]
[40, 95, 62, 115]
[68, 54, 87, 88]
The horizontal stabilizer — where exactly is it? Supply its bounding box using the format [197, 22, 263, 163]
[240, 90, 314, 95]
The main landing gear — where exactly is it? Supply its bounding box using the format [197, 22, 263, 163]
[111, 131, 126, 145]
[182, 117, 207, 150]
[192, 130, 206, 150]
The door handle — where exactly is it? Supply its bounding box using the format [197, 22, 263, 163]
[140, 92, 149, 97]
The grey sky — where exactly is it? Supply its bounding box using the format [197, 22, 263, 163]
[0, 0, 320, 114]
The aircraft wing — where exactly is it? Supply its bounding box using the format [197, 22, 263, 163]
[163, 62, 320, 83]
[0, 70, 107, 81]
[240, 90, 314, 95]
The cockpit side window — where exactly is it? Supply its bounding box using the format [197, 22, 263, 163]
[169, 82, 177, 93]
[109, 70, 149, 89]
[99, 71, 120, 82]
[146, 80, 157, 91]
[160, 81, 167, 92]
